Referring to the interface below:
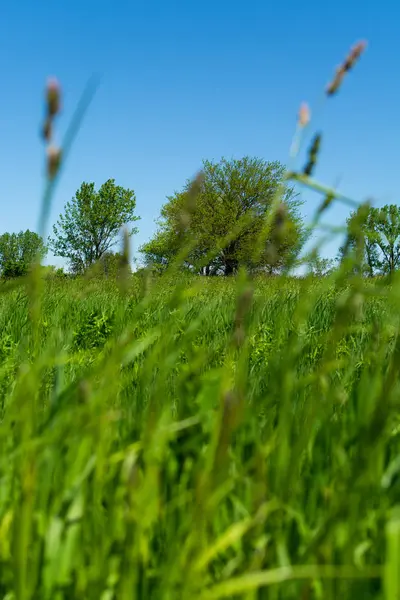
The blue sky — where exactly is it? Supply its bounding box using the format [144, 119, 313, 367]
[0, 0, 397, 268]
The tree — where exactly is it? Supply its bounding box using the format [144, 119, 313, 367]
[49, 179, 139, 274]
[337, 205, 378, 277]
[0, 230, 47, 278]
[338, 204, 400, 276]
[370, 205, 400, 275]
[140, 157, 305, 276]
[308, 253, 335, 277]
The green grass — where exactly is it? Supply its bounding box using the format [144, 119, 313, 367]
[3, 39, 396, 599]
[0, 270, 399, 599]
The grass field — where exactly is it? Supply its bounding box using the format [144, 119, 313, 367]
[1, 37, 396, 599]
[0, 269, 399, 599]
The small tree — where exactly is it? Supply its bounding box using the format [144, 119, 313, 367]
[49, 179, 139, 274]
[0, 230, 47, 278]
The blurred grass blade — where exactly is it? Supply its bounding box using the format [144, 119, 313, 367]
[385, 513, 400, 600]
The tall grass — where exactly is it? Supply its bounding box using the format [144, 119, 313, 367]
[1, 40, 398, 599]
[0, 271, 398, 599]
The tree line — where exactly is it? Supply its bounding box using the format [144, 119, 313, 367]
[0, 155, 399, 279]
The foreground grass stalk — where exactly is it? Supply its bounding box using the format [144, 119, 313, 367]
[198, 565, 382, 599]
[385, 513, 400, 600]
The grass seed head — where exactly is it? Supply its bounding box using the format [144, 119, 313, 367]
[46, 77, 61, 117]
[344, 40, 368, 72]
[303, 133, 322, 177]
[121, 227, 130, 267]
[269, 203, 289, 250]
[46, 145, 62, 179]
[274, 203, 287, 231]
[326, 40, 367, 96]
[187, 170, 205, 209]
[265, 241, 279, 266]
[233, 286, 253, 347]
[42, 117, 52, 142]
[78, 379, 91, 404]
[298, 102, 311, 127]
[179, 171, 205, 232]
[222, 389, 242, 436]
[317, 192, 335, 216]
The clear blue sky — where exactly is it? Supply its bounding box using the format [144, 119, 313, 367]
[0, 0, 397, 268]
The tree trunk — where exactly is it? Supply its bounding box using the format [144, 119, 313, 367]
[224, 259, 237, 276]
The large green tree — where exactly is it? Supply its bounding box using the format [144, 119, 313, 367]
[338, 204, 400, 276]
[140, 157, 305, 275]
[0, 230, 47, 278]
[49, 179, 139, 274]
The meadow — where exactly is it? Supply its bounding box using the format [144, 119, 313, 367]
[0, 269, 400, 599]
[1, 34, 398, 599]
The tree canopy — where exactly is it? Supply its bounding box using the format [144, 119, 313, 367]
[339, 204, 400, 276]
[140, 157, 305, 275]
[49, 179, 139, 274]
[307, 252, 335, 277]
[0, 230, 47, 278]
